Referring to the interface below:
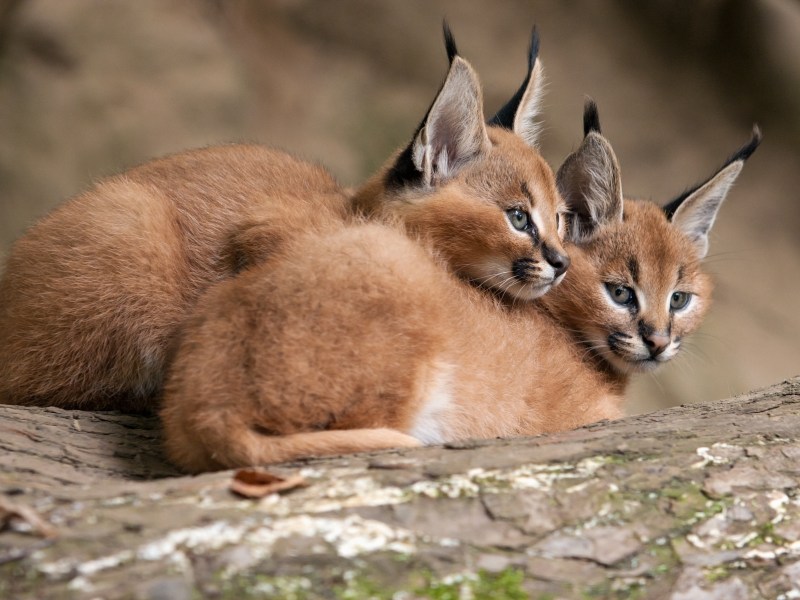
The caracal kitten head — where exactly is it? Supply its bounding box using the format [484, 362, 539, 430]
[351, 26, 569, 300]
[540, 101, 761, 375]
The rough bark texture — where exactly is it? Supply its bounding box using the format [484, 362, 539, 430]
[1, 377, 799, 599]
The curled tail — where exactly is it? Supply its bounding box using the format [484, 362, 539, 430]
[164, 415, 422, 474]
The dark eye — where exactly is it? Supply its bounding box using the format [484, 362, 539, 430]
[670, 291, 691, 310]
[507, 209, 531, 232]
[606, 283, 636, 306]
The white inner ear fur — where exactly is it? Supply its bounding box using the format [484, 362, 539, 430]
[586, 135, 624, 225]
[412, 57, 490, 187]
[512, 59, 545, 148]
[558, 133, 623, 243]
[671, 160, 743, 260]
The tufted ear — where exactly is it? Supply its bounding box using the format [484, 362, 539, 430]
[385, 23, 490, 190]
[664, 126, 762, 259]
[488, 26, 545, 148]
[556, 100, 624, 243]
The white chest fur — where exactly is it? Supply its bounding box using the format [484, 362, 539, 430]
[409, 360, 455, 445]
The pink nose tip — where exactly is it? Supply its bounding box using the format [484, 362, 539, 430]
[644, 333, 670, 357]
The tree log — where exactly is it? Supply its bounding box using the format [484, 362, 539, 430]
[1, 377, 799, 599]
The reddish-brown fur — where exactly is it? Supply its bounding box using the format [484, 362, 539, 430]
[160, 222, 618, 472]
[160, 116, 759, 472]
[351, 127, 567, 300]
[539, 200, 711, 376]
[0, 50, 565, 411]
[0, 147, 348, 410]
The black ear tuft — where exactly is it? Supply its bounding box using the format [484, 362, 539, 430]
[488, 25, 540, 129]
[583, 98, 601, 136]
[527, 25, 540, 72]
[729, 124, 762, 163]
[443, 20, 458, 64]
[663, 125, 762, 219]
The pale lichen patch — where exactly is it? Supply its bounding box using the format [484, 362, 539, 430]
[692, 443, 744, 469]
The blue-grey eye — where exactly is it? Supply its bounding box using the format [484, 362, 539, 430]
[606, 283, 635, 306]
[507, 209, 531, 231]
[670, 291, 691, 310]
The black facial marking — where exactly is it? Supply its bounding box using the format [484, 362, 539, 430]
[521, 181, 534, 204]
[529, 221, 539, 242]
[627, 257, 640, 285]
[512, 257, 539, 282]
[607, 332, 630, 355]
[639, 320, 671, 342]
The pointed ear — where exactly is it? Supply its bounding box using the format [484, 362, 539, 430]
[488, 26, 545, 148]
[385, 27, 489, 190]
[411, 56, 490, 187]
[556, 100, 624, 243]
[664, 125, 762, 259]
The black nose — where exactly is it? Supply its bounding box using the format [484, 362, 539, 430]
[542, 244, 570, 278]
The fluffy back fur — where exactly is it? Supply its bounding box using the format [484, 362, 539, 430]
[0, 27, 567, 410]
[0, 148, 347, 410]
[160, 110, 760, 472]
[160, 222, 614, 472]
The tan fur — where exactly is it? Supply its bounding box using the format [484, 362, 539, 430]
[351, 126, 568, 300]
[539, 200, 712, 376]
[160, 222, 619, 473]
[0, 52, 566, 411]
[0, 147, 348, 410]
[160, 119, 758, 472]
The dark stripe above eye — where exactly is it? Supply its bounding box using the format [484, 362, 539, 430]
[677, 265, 685, 282]
[520, 181, 534, 204]
[627, 257, 640, 284]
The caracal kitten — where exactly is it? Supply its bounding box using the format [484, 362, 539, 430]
[0, 28, 567, 411]
[160, 105, 760, 472]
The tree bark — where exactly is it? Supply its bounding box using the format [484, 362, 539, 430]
[1, 377, 799, 599]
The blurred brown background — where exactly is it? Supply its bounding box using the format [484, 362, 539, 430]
[1, 0, 798, 414]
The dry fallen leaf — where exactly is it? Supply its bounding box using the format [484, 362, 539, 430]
[229, 468, 308, 499]
[0, 496, 58, 539]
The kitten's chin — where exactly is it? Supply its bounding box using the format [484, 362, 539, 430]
[502, 273, 563, 301]
[587, 333, 670, 375]
[504, 281, 556, 301]
[602, 352, 661, 375]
